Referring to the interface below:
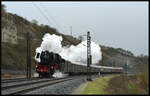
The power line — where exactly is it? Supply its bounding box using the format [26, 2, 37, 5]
[32, 2, 53, 27]
[70, 26, 72, 36]
[39, 3, 66, 34]
[32, 2, 87, 48]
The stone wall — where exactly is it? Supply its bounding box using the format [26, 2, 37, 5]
[1, 17, 18, 44]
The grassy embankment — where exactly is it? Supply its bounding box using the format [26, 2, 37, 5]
[83, 70, 148, 95]
[83, 75, 117, 94]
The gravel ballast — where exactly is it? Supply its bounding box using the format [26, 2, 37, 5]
[25, 77, 87, 95]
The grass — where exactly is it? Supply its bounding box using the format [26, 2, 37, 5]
[2, 73, 26, 79]
[83, 75, 116, 94]
[2, 73, 12, 78]
[83, 72, 148, 95]
[129, 82, 137, 93]
[108, 73, 148, 94]
[2, 41, 39, 70]
[139, 68, 149, 91]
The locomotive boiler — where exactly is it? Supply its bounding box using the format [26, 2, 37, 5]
[35, 50, 62, 77]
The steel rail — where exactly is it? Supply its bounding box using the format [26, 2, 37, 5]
[2, 76, 81, 95]
[1, 77, 39, 83]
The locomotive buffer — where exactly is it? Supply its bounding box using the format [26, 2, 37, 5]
[87, 31, 92, 81]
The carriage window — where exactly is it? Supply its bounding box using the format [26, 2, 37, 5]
[36, 53, 40, 58]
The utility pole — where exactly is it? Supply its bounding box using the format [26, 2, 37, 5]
[87, 31, 92, 81]
[26, 32, 29, 79]
[70, 26, 72, 36]
[126, 59, 128, 76]
[102, 53, 103, 66]
[26, 31, 31, 79]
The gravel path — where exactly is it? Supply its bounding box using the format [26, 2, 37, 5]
[71, 81, 89, 94]
[24, 76, 87, 95]
[71, 75, 102, 94]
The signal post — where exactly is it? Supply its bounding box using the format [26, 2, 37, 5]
[87, 31, 92, 81]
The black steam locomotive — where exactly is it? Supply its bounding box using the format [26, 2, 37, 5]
[35, 50, 123, 77]
[35, 51, 62, 77]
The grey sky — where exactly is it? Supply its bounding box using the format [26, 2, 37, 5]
[2, 1, 148, 56]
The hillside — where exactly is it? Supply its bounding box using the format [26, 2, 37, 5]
[1, 5, 148, 73]
[1, 5, 81, 71]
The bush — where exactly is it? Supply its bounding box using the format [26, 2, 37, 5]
[139, 67, 149, 91]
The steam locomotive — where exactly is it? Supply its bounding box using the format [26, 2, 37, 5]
[35, 51, 62, 77]
[35, 50, 123, 78]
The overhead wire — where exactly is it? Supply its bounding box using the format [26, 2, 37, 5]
[32, 2, 53, 27]
[31, 2, 87, 47]
[31, 2, 123, 69]
[39, 3, 66, 34]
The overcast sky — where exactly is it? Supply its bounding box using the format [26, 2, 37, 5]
[2, 1, 148, 56]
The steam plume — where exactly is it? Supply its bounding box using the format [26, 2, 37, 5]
[35, 33, 102, 65]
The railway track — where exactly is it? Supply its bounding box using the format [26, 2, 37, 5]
[1, 76, 82, 95]
[1, 77, 39, 83]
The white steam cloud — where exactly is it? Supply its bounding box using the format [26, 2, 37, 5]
[41, 33, 62, 53]
[35, 33, 102, 65]
[52, 70, 68, 78]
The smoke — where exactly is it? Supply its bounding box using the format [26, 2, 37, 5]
[40, 33, 62, 53]
[35, 33, 102, 65]
[52, 70, 68, 78]
[34, 34, 62, 62]
[35, 47, 42, 62]
[33, 72, 39, 77]
[60, 40, 102, 65]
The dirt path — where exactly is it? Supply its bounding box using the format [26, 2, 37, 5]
[71, 77, 99, 94]
[71, 81, 89, 94]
